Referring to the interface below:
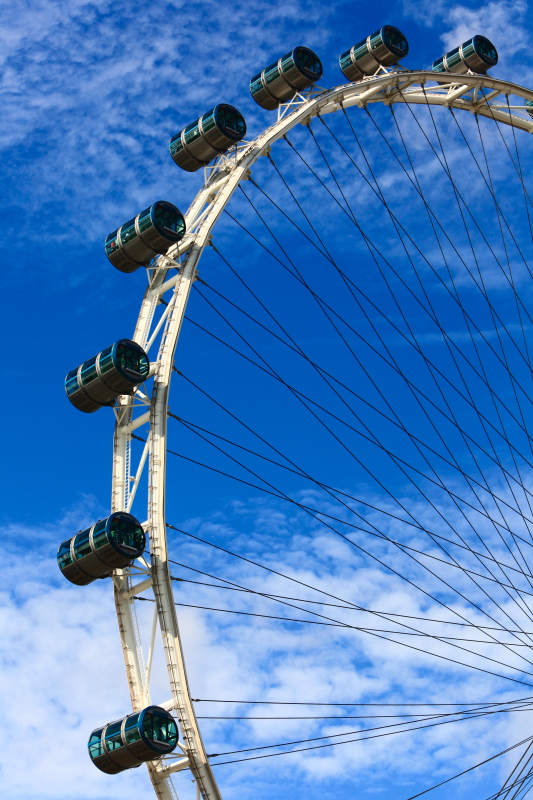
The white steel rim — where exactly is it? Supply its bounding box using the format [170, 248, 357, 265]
[109, 68, 533, 800]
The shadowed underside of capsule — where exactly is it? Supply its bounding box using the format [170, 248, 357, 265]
[249, 46, 323, 110]
[89, 707, 179, 774]
[339, 25, 409, 82]
[105, 201, 186, 273]
[57, 513, 146, 585]
[169, 104, 247, 172]
[65, 339, 150, 413]
[432, 35, 498, 75]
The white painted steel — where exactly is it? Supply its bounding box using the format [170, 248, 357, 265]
[109, 69, 533, 800]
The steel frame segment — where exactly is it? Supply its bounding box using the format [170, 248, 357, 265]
[110, 68, 533, 800]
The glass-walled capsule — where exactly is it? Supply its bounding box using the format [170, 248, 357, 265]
[432, 35, 498, 75]
[339, 25, 409, 82]
[525, 99, 533, 117]
[250, 46, 323, 110]
[65, 339, 149, 413]
[57, 513, 145, 586]
[169, 104, 246, 172]
[89, 706, 178, 774]
[105, 201, 186, 273]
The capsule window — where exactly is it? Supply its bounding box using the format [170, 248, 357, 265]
[143, 711, 178, 748]
[216, 105, 246, 138]
[105, 721, 124, 751]
[264, 61, 280, 85]
[292, 46, 322, 79]
[89, 730, 105, 759]
[58, 540, 73, 569]
[74, 529, 92, 560]
[137, 206, 153, 234]
[109, 516, 145, 554]
[339, 50, 352, 72]
[184, 122, 202, 146]
[383, 25, 408, 55]
[80, 356, 98, 387]
[169, 133, 184, 157]
[154, 203, 186, 237]
[352, 38, 369, 62]
[91, 520, 107, 550]
[65, 369, 79, 397]
[115, 342, 149, 379]
[124, 713, 141, 744]
[446, 46, 462, 69]
[250, 73, 263, 95]
[98, 345, 114, 376]
[475, 35, 498, 64]
[105, 231, 120, 258]
[120, 218, 137, 246]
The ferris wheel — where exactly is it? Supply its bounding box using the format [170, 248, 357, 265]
[57, 25, 533, 800]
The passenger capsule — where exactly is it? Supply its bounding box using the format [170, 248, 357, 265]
[431, 35, 498, 75]
[89, 706, 178, 774]
[339, 25, 409, 82]
[525, 99, 533, 117]
[65, 339, 149, 413]
[57, 513, 145, 586]
[105, 201, 186, 273]
[249, 46, 323, 110]
[169, 104, 246, 172]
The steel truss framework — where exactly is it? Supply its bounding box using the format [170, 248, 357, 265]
[108, 69, 533, 800]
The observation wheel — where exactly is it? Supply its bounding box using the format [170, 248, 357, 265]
[60, 29, 533, 800]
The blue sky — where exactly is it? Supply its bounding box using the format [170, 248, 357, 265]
[3, 1, 533, 799]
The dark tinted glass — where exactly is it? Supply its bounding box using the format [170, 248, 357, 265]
[74, 528, 92, 559]
[99, 346, 114, 375]
[446, 46, 462, 68]
[250, 73, 263, 95]
[92, 519, 108, 550]
[263, 60, 280, 85]
[138, 206, 152, 234]
[105, 721, 124, 751]
[154, 203, 185, 237]
[65, 372, 79, 396]
[352, 37, 369, 62]
[105, 230, 120, 257]
[201, 109, 217, 133]
[143, 711, 178, 747]
[115, 342, 149, 378]
[57, 539, 73, 569]
[80, 356, 98, 386]
[88, 730, 104, 759]
[215, 105, 246, 138]
[474, 35, 498, 64]
[293, 47, 322, 79]
[124, 713, 141, 743]
[432, 56, 445, 72]
[120, 218, 137, 245]
[109, 515, 145, 554]
[383, 26, 408, 55]
[169, 133, 184, 156]
[184, 122, 201, 145]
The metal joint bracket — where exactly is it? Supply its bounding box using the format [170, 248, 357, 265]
[155, 757, 190, 775]
[120, 410, 151, 434]
[123, 576, 153, 599]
